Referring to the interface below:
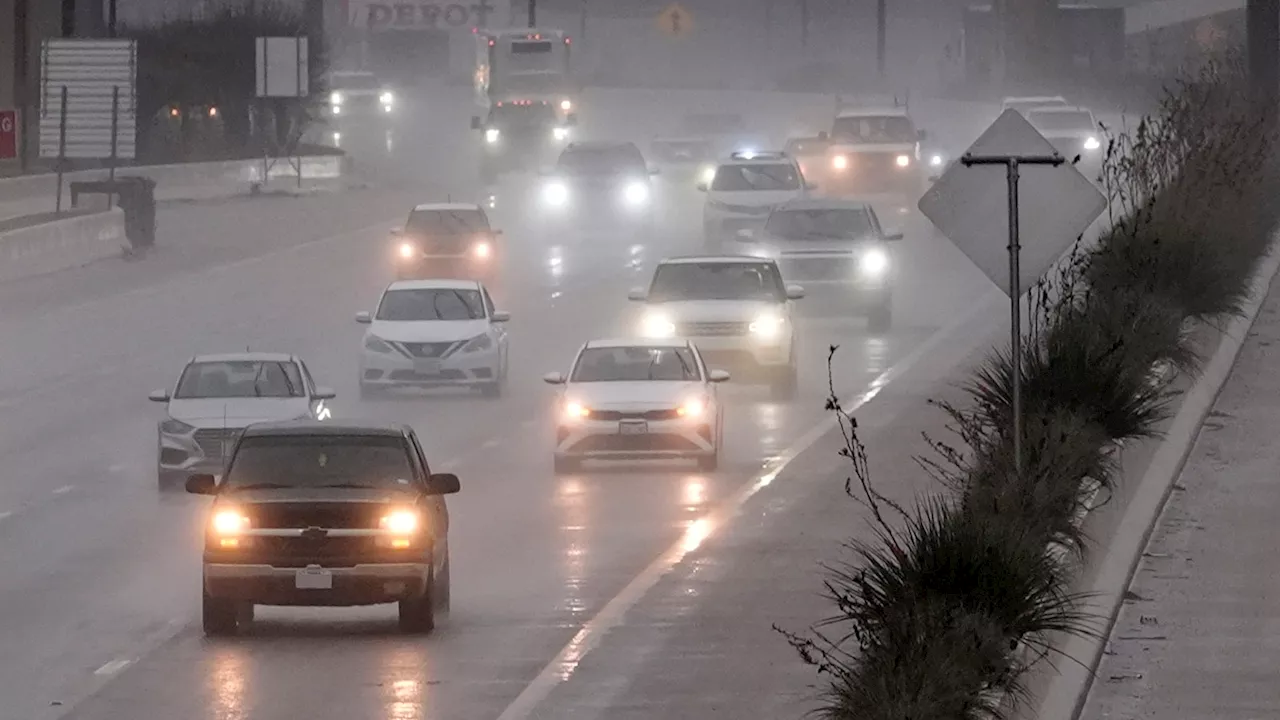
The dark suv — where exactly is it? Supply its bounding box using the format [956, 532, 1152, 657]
[185, 420, 460, 636]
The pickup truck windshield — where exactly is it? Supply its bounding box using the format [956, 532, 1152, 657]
[223, 436, 415, 490]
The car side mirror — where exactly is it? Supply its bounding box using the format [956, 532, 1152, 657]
[708, 369, 730, 383]
[426, 472, 461, 495]
[355, 311, 372, 324]
[491, 310, 511, 323]
[148, 389, 170, 402]
[786, 284, 806, 300]
[883, 230, 904, 242]
[542, 371, 567, 385]
[627, 287, 647, 301]
[695, 182, 708, 192]
[313, 386, 337, 400]
[471, 116, 482, 130]
[186, 473, 217, 495]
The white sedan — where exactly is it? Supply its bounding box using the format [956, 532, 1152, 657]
[357, 279, 510, 398]
[543, 338, 730, 473]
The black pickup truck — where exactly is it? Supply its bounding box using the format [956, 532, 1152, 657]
[186, 420, 460, 636]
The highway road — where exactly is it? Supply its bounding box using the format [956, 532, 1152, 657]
[0, 84, 998, 720]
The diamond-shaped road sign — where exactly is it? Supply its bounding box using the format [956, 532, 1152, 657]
[657, 3, 694, 37]
[918, 109, 1107, 298]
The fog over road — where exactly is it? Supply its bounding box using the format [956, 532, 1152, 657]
[0, 84, 1000, 720]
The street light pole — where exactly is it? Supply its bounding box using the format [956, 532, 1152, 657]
[14, 0, 30, 172]
[876, 0, 887, 81]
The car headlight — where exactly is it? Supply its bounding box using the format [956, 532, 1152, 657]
[160, 418, 195, 434]
[640, 312, 676, 338]
[563, 399, 591, 421]
[1084, 136, 1100, 151]
[623, 181, 649, 206]
[330, 91, 343, 106]
[560, 99, 572, 111]
[365, 334, 393, 353]
[749, 314, 786, 339]
[700, 165, 716, 184]
[553, 126, 570, 140]
[380, 91, 394, 105]
[379, 509, 419, 534]
[832, 154, 849, 170]
[473, 240, 492, 259]
[895, 154, 911, 168]
[397, 241, 417, 260]
[460, 333, 494, 352]
[860, 248, 889, 276]
[485, 128, 500, 144]
[676, 396, 706, 419]
[543, 181, 569, 206]
[211, 508, 250, 536]
[929, 154, 944, 167]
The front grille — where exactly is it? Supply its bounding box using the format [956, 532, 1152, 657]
[781, 257, 857, 280]
[591, 408, 681, 421]
[719, 202, 774, 215]
[247, 502, 390, 529]
[575, 433, 701, 452]
[830, 152, 919, 194]
[395, 341, 457, 358]
[193, 428, 241, 462]
[678, 321, 749, 337]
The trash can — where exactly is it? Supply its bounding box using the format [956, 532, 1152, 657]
[68, 176, 156, 249]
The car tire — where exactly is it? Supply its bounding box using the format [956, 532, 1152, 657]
[436, 555, 451, 615]
[202, 587, 239, 637]
[867, 300, 893, 334]
[770, 363, 799, 401]
[553, 455, 580, 474]
[398, 571, 436, 634]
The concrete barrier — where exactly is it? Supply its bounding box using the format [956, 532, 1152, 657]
[0, 154, 346, 222]
[0, 208, 127, 283]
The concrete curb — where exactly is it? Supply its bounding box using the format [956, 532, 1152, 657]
[1033, 240, 1280, 720]
[0, 208, 127, 283]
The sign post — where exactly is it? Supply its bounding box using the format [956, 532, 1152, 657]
[919, 109, 1106, 474]
[657, 3, 694, 38]
[255, 36, 310, 189]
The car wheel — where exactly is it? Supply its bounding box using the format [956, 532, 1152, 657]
[553, 455, 580, 474]
[770, 364, 798, 401]
[867, 300, 893, 334]
[398, 571, 436, 634]
[202, 586, 239, 637]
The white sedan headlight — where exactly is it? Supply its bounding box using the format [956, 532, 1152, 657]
[1084, 136, 1101, 151]
[860, 248, 889, 276]
[397, 241, 417, 259]
[929, 154, 944, 167]
[895, 154, 911, 168]
[543, 181, 569, 206]
[330, 91, 343, 106]
[749, 314, 786, 339]
[832, 154, 849, 170]
[485, 128, 500, 144]
[640, 312, 676, 338]
[623, 181, 649, 206]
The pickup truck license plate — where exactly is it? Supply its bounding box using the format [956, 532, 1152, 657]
[619, 421, 648, 435]
[296, 567, 333, 590]
[413, 359, 441, 375]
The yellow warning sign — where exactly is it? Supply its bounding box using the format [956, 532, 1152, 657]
[657, 3, 694, 38]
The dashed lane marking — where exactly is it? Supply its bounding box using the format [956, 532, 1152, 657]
[93, 659, 133, 676]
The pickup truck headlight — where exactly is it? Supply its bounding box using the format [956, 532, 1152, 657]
[1084, 136, 1101, 151]
[623, 181, 649, 206]
[543, 181, 569, 206]
[749, 314, 786, 339]
[485, 128, 500, 144]
[895, 154, 911, 168]
[860, 248, 889, 276]
[553, 126, 570, 141]
[397, 241, 417, 260]
[832, 154, 849, 170]
[212, 508, 250, 535]
[378, 509, 421, 548]
[640, 312, 676, 338]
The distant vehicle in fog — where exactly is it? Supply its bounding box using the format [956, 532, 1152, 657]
[390, 203, 503, 283]
[538, 141, 659, 233]
[820, 98, 936, 213]
[543, 338, 729, 473]
[149, 353, 335, 490]
[629, 255, 805, 399]
[699, 151, 812, 249]
[783, 135, 831, 184]
[474, 28, 577, 125]
[649, 136, 717, 184]
[1025, 106, 1103, 160]
[327, 71, 395, 122]
[1000, 95, 1070, 117]
[356, 279, 510, 399]
[472, 99, 574, 182]
[735, 197, 903, 332]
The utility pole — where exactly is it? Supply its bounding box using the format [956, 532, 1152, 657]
[1247, 0, 1279, 102]
[108, 0, 118, 37]
[876, 0, 887, 81]
[14, 0, 30, 171]
[528, 0, 535, 27]
[800, 0, 810, 47]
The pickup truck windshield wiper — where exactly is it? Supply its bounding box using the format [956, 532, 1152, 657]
[317, 482, 380, 489]
[228, 482, 291, 491]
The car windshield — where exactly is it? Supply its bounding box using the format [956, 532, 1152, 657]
[376, 288, 486, 321]
[571, 346, 702, 382]
[557, 147, 646, 176]
[765, 208, 876, 240]
[405, 209, 489, 235]
[1028, 110, 1095, 132]
[222, 436, 415, 491]
[830, 116, 917, 143]
[331, 73, 380, 90]
[648, 262, 785, 302]
[710, 163, 800, 192]
[174, 360, 305, 399]
[490, 103, 557, 128]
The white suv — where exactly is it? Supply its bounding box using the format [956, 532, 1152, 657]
[629, 255, 804, 399]
[698, 151, 812, 249]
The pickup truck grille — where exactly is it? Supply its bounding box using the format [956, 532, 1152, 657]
[678, 321, 749, 337]
[591, 408, 681, 421]
[246, 502, 391, 529]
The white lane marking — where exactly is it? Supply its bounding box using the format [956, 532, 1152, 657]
[495, 293, 1000, 720]
[52, 485, 74, 495]
[482, 438, 500, 449]
[0, 511, 12, 521]
[93, 659, 132, 676]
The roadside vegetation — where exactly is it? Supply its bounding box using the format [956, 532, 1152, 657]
[778, 56, 1280, 718]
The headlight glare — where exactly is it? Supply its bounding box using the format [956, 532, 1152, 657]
[398, 242, 416, 259]
[1084, 136, 1101, 150]
[553, 126, 570, 140]
[929, 154, 944, 167]
[473, 241, 492, 259]
[832, 154, 849, 170]
[895, 154, 910, 168]
[623, 181, 649, 206]
[640, 312, 676, 338]
[677, 397, 706, 419]
[212, 509, 250, 536]
[700, 165, 716, 184]
[543, 182, 569, 206]
[379, 510, 419, 534]
[485, 128, 500, 144]
[563, 400, 590, 420]
[749, 314, 785, 338]
[364, 334, 394, 353]
[860, 248, 889, 275]
[379, 91, 394, 105]
[560, 99, 572, 111]
[330, 92, 343, 105]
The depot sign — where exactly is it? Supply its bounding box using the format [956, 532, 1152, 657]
[349, 0, 508, 31]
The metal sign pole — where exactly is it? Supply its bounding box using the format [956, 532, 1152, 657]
[55, 85, 68, 214]
[961, 151, 1064, 476]
[108, 85, 119, 209]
